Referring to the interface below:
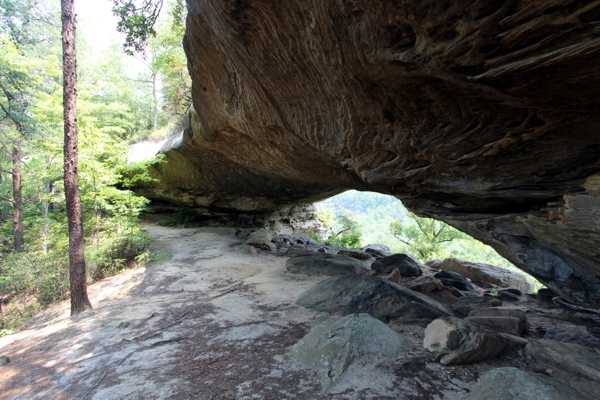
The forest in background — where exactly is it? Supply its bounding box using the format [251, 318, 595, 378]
[0, 0, 189, 333]
[316, 190, 538, 283]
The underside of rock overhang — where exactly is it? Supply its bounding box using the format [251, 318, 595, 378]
[133, 0, 600, 306]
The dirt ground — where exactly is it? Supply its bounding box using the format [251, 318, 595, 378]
[0, 219, 597, 399]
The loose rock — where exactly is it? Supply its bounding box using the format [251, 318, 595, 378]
[428, 259, 536, 293]
[463, 367, 588, 400]
[423, 317, 527, 365]
[242, 228, 276, 251]
[296, 274, 452, 324]
[402, 275, 444, 293]
[468, 307, 528, 334]
[337, 249, 372, 260]
[464, 316, 525, 336]
[434, 270, 475, 291]
[0, 355, 9, 365]
[292, 314, 414, 391]
[361, 244, 392, 259]
[371, 253, 424, 277]
[452, 296, 502, 317]
[286, 251, 369, 276]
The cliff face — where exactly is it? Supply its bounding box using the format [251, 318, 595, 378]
[137, 0, 600, 306]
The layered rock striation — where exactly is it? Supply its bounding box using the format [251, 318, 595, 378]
[134, 0, 600, 306]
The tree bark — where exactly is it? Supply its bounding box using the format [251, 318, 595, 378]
[152, 70, 158, 132]
[61, 0, 92, 315]
[12, 145, 23, 252]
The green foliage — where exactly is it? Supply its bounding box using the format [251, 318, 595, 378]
[112, 0, 163, 56]
[307, 231, 322, 244]
[317, 204, 335, 227]
[326, 211, 363, 249]
[389, 213, 466, 262]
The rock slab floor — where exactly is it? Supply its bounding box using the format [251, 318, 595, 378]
[0, 219, 597, 399]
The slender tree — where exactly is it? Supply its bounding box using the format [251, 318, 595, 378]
[61, 0, 92, 315]
[11, 144, 23, 252]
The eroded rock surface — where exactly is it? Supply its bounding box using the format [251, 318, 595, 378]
[135, 0, 600, 306]
[296, 274, 452, 324]
[463, 367, 589, 400]
[292, 314, 414, 391]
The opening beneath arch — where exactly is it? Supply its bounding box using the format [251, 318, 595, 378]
[314, 190, 541, 290]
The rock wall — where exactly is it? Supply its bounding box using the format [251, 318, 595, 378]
[134, 0, 600, 306]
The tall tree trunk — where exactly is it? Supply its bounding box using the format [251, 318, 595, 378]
[12, 145, 24, 252]
[152, 70, 158, 132]
[62, 0, 92, 315]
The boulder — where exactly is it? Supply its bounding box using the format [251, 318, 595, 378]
[371, 253, 424, 277]
[286, 251, 369, 276]
[361, 244, 392, 259]
[232, 244, 258, 255]
[434, 270, 475, 291]
[451, 296, 502, 317]
[285, 244, 306, 256]
[468, 307, 528, 334]
[527, 339, 600, 382]
[337, 249, 373, 260]
[402, 275, 444, 293]
[292, 314, 414, 391]
[464, 316, 525, 336]
[463, 367, 588, 400]
[432, 259, 536, 294]
[243, 229, 276, 251]
[424, 317, 527, 365]
[296, 274, 452, 324]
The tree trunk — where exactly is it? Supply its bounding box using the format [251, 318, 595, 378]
[61, 0, 92, 315]
[152, 70, 158, 132]
[12, 145, 24, 253]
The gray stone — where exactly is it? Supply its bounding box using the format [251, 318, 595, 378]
[285, 244, 306, 256]
[361, 244, 392, 258]
[544, 326, 600, 349]
[434, 270, 475, 291]
[452, 296, 502, 317]
[463, 367, 588, 400]
[468, 307, 528, 333]
[296, 274, 452, 324]
[424, 317, 527, 365]
[537, 288, 560, 304]
[232, 244, 257, 255]
[286, 251, 369, 276]
[432, 258, 536, 294]
[243, 228, 276, 251]
[292, 314, 414, 391]
[402, 275, 444, 293]
[372, 253, 424, 277]
[464, 316, 525, 336]
[0, 355, 9, 365]
[337, 249, 373, 260]
[527, 339, 600, 382]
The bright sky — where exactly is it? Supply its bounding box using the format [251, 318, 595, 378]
[76, 1, 120, 51]
[76, 1, 147, 76]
